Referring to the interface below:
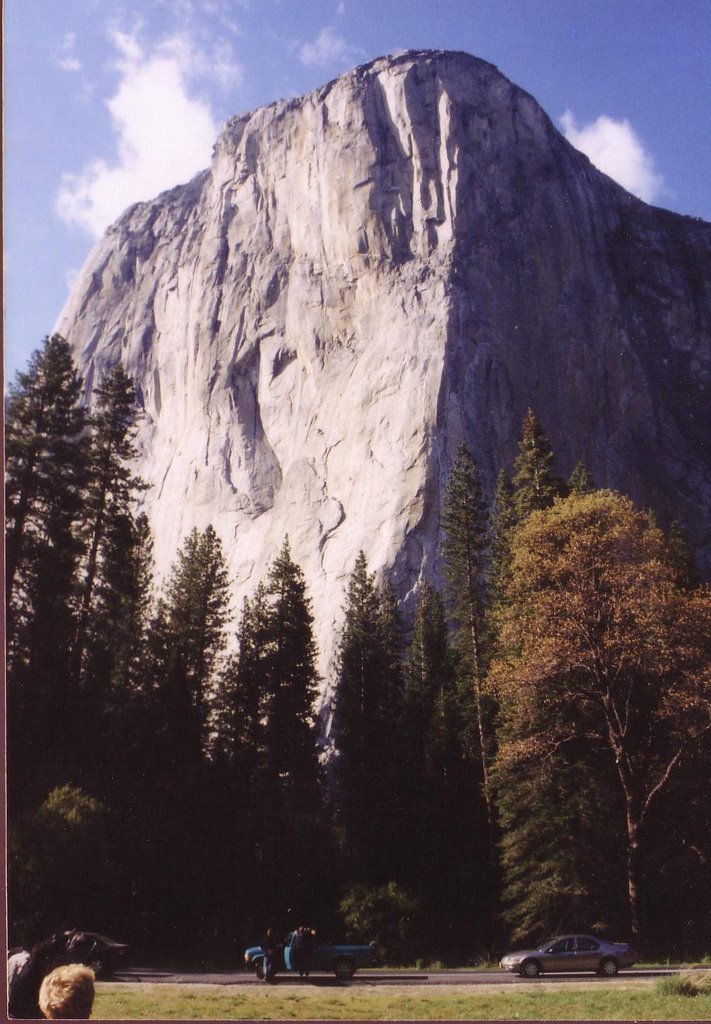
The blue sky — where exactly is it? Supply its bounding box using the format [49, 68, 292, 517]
[5, 0, 711, 384]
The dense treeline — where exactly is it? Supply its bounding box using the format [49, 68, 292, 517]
[6, 336, 711, 965]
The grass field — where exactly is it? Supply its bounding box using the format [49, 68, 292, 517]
[93, 978, 711, 1020]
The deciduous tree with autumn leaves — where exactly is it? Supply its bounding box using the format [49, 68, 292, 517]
[490, 490, 711, 945]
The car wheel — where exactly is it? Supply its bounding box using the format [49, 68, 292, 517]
[520, 959, 541, 978]
[334, 958, 355, 980]
[598, 958, 619, 977]
[255, 961, 265, 980]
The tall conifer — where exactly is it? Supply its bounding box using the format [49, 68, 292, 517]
[5, 336, 88, 802]
[400, 583, 455, 866]
[399, 581, 489, 956]
[333, 552, 399, 881]
[511, 408, 561, 517]
[5, 336, 87, 654]
[261, 538, 321, 793]
[567, 460, 594, 495]
[162, 525, 231, 761]
[228, 541, 324, 923]
[72, 364, 146, 685]
[485, 469, 516, 623]
[440, 444, 495, 859]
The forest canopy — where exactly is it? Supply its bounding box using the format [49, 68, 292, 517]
[6, 338, 711, 964]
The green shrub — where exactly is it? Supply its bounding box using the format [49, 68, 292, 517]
[8, 785, 117, 943]
[339, 881, 422, 965]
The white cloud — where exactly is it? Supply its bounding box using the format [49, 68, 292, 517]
[55, 29, 243, 238]
[157, 33, 243, 89]
[560, 110, 663, 204]
[57, 31, 81, 72]
[58, 56, 82, 73]
[298, 26, 360, 68]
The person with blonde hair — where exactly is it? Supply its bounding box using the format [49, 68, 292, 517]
[38, 964, 95, 1019]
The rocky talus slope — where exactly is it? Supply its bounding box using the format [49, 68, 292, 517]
[56, 50, 711, 681]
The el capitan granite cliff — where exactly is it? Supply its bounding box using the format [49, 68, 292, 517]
[55, 49, 711, 676]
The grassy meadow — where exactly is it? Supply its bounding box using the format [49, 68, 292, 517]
[93, 977, 711, 1020]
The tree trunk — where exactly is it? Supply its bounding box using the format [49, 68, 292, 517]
[469, 615, 496, 865]
[624, 797, 642, 945]
[605, 715, 643, 946]
[71, 495, 106, 687]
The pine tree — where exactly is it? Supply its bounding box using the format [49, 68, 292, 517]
[377, 581, 405, 721]
[72, 364, 146, 686]
[215, 594, 265, 775]
[485, 469, 517, 624]
[375, 579, 405, 870]
[260, 538, 321, 795]
[440, 444, 496, 860]
[5, 335, 87, 653]
[79, 512, 155, 798]
[400, 583, 455, 870]
[333, 552, 378, 844]
[126, 528, 231, 954]
[220, 542, 324, 925]
[494, 669, 624, 942]
[5, 336, 88, 804]
[5, 336, 87, 601]
[511, 408, 562, 518]
[97, 511, 154, 696]
[333, 552, 398, 881]
[567, 460, 594, 495]
[161, 525, 231, 762]
[211, 591, 270, 935]
[398, 582, 490, 957]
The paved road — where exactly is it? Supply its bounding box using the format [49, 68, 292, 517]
[114, 967, 682, 987]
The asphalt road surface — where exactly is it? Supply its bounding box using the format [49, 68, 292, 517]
[114, 967, 683, 986]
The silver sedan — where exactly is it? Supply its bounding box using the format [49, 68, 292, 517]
[500, 934, 636, 978]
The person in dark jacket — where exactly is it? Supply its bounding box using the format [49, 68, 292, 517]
[299, 927, 315, 978]
[8, 934, 71, 1019]
[262, 928, 280, 983]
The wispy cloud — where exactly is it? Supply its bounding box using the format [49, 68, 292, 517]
[55, 29, 244, 238]
[57, 31, 81, 72]
[561, 110, 663, 204]
[298, 26, 361, 68]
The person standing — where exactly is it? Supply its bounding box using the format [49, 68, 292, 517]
[262, 928, 279, 983]
[290, 928, 306, 978]
[302, 927, 315, 979]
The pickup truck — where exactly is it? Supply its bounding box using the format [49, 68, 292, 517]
[244, 932, 375, 979]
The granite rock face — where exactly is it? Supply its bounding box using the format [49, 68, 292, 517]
[56, 50, 711, 683]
